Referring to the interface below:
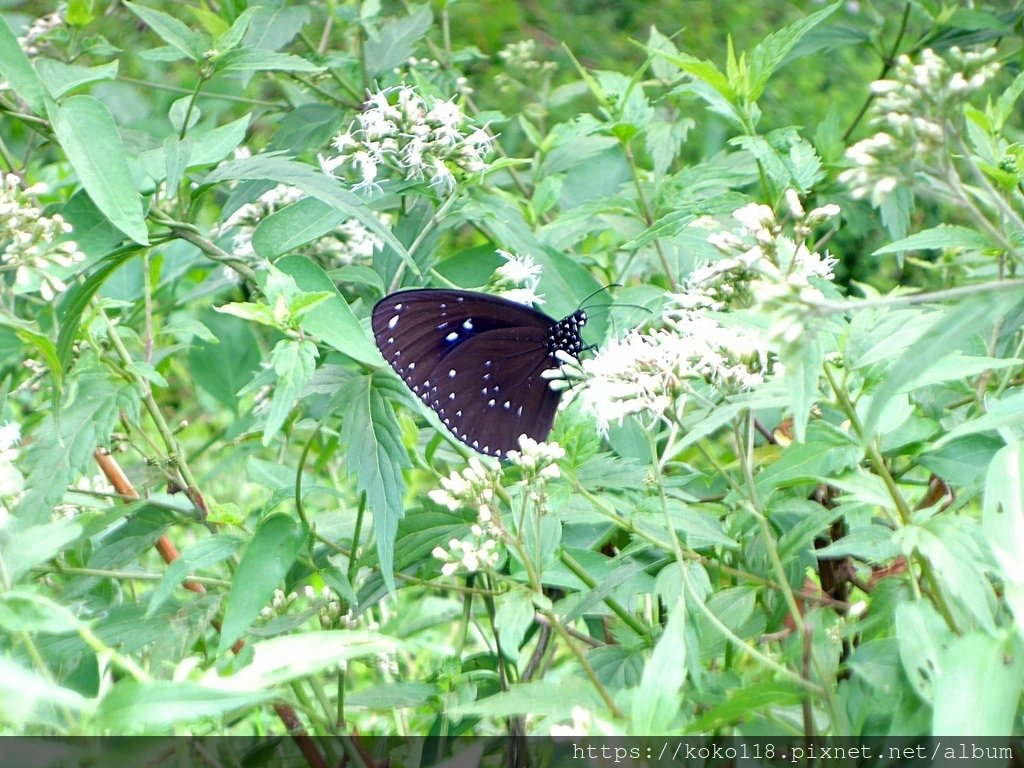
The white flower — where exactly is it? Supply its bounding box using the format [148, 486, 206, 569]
[733, 203, 776, 233]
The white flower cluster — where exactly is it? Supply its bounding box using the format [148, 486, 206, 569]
[319, 86, 493, 196]
[259, 585, 372, 631]
[18, 8, 64, 57]
[839, 47, 1000, 205]
[498, 40, 547, 72]
[698, 194, 839, 311]
[491, 249, 544, 306]
[569, 318, 770, 435]
[218, 184, 384, 266]
[0, 175, 85, 300]
[567, 194, 840, 435]
[430, 436, 567, 575]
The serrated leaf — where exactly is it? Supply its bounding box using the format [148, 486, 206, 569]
[364, 4, 433, 77]
[748, 1, 840, 100]
[872, 225, 994, 255]
[47, 95, 148, 245]
[218, 513, 309, 654]
[343, 375, 411, 593]
[276, 255, 383, 367]
[631, 596, 687, 734]
[862, 296, 1018, 439]
[263, 338, 317, 445]
[124, 1, 206, 61]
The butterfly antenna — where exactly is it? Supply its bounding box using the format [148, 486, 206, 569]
[577, 283, 621, 310]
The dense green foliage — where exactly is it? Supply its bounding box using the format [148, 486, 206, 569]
[0, 0, 1023, 747]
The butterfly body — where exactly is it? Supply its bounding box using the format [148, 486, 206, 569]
[372, 289, 586, 457]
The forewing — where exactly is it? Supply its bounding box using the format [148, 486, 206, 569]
[422, 327, 562, 457]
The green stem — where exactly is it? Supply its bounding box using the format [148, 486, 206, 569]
[559, 550, 653, 642]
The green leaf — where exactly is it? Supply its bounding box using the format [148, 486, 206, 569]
[343, 375, 411, 593]
[0, 589, 81, 634]
[123, 1, 207, 60]
[494, 591, 536, 662]
[46, 95, 149, 245]
[218, 513, 309, 653]
[253, 198, 349, 259]
[96, 680, 272, 731]
[203, 154, 408, 271]
[189, 115, 251, 166]
[276, 255, 383, 367]
[146, 534, 244, 617]
[781, 331, 824, 442]
[895, 601, 950, 702]
[449, 680, 603, 719]
[0, 517, 82, 583]
[204, 631, 397, 691]
[983, 442, 1024, 644]
[0, 656, 90, 729]
[216, 49, 322, 74]
[631, 596, 687, 734]
[0, 17, 46, 114]
[872, 225, 994, 255]
[212, 6, 260, 54]
[264, 338, 318, 445]
[188, 309, 260, 414]
[346, 681, 437, 709]
[57, 249, 139, 370]
[35, 59, 119, 99]
[747, 1, 840, 100]
[933, 389, 1024, 448]
[364, 4, 433, 77]
[933, 632, 1024, 736]
[685, 680, 804, 733]
[862, 296, 1017, 439]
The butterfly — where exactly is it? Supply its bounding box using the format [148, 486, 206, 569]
[372, 288, 587, 458]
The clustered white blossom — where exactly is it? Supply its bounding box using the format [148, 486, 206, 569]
[0, 175, 85, 301]
[839, 47, 1001, 205]
[259, 585, 374, 631]
[491, 249, 544, 306]
[430, 436, 566, 575]
[430, 456, 502, 575]
[217, 184, 385, 267]
[698, 194, 839, 310]
[497, 40, 548, 72]
[319, 85, 493, 196]
[563, 194, 840, 435]
[18, 8, 65, 57]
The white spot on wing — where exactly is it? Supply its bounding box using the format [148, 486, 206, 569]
[445, 332, 458, 342]
[387, 315, 399, 329]
[448, 369, 456, 378]
[462, 319, 474, 330]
